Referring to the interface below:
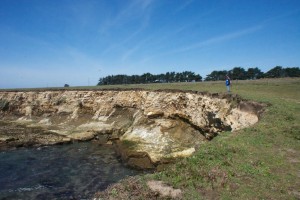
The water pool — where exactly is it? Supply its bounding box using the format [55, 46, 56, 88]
[0, 142, 142, 199]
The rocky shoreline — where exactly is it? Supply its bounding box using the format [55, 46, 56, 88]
[0, 89, 264, 169]
[0, 121, 72, 151]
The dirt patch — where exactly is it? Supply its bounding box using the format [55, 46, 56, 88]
[147, 180, 182, 198]
[94, 176, 184, 200]
[284, 148, 300, 163]
[94, 177, 158, 200]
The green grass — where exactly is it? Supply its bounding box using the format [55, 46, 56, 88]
[147, 78, 300, 199]
[102, 78, 299, 199]
[86, 78, 299, 199]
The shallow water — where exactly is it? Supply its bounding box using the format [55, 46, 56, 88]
[0, 142, 142, 199]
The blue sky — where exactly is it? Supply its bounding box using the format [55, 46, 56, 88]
[0, 0, 300, 88]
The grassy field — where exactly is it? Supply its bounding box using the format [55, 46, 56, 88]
[93, 78, 300, 199]
[2, 78, 300, 199]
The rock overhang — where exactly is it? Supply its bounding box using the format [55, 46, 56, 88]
[0, 89, 265, 169]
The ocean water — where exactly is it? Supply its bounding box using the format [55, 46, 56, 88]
[0, 142, 142, 199]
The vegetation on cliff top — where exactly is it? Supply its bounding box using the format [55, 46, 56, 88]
[95, 78, 300, 199]
[97, 66, 300, 85]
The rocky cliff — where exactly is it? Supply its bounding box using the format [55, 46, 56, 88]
[0, 89, 264, 169]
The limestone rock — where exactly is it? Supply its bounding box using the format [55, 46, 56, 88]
[0, 90, 264, 168]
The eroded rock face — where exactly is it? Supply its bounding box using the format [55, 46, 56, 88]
[0, 90, 264, 168]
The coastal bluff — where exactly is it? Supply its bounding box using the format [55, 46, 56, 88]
[0, 89, 264, 169]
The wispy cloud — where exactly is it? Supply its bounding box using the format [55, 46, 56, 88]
[101, 18, 149, 56]
[139, 24, 263, 64]
[169, 25, 263, 54]
[121, 45, 141, 62]
[100, 0, 155, 57]
[121, 36, 154, 61]
[119, 20, 192, 62]
[175, 0, 194, 13]
[135, 7, 216, 57]
[261, 8, 300, 25]
[139, 0, 155, 10]
[99, 0, 155, 34]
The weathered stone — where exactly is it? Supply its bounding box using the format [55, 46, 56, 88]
[147, 180, 182, 198]
[0, 90, 264, 168]
[127, 156, 155, 169]
[68, 131, 96, 141]
[146, 111, 164, 118]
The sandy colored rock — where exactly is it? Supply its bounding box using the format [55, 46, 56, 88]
[0, 90, 264, 167]
[68, 131, 96, 141]
[147, 180, 182, 198]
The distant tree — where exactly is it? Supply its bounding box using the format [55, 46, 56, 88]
[141, 73, 154, 83]
[130, 75, 140, 84]
[182, 71, 199, 82]
[205, 71, 218, 81]
[265, 66, 285, 78]
[194, 73, 202, 81]
[107, 75, 113, 84]
[229, 67, 247, 80]
[247, 67, 264, 79]
[170, 72, 176, 82]
[284, 67, 300, 77]
[64, 84, 69, 87]
[97, 71, 202, 85]
[165, 72, 171, 82]
[157, 73, 165, 82]
[205, 70, 228, 81]
[179, 72, 184, 81]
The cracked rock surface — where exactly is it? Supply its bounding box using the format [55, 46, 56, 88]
[0, 89, 264, 168]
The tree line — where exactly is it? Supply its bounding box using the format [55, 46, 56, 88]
[205, 66, 300, 81]
[97, 66, 300, 85]
[98, 71, 202, 85]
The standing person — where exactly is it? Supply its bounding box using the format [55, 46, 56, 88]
[225, 75, 231, 92]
